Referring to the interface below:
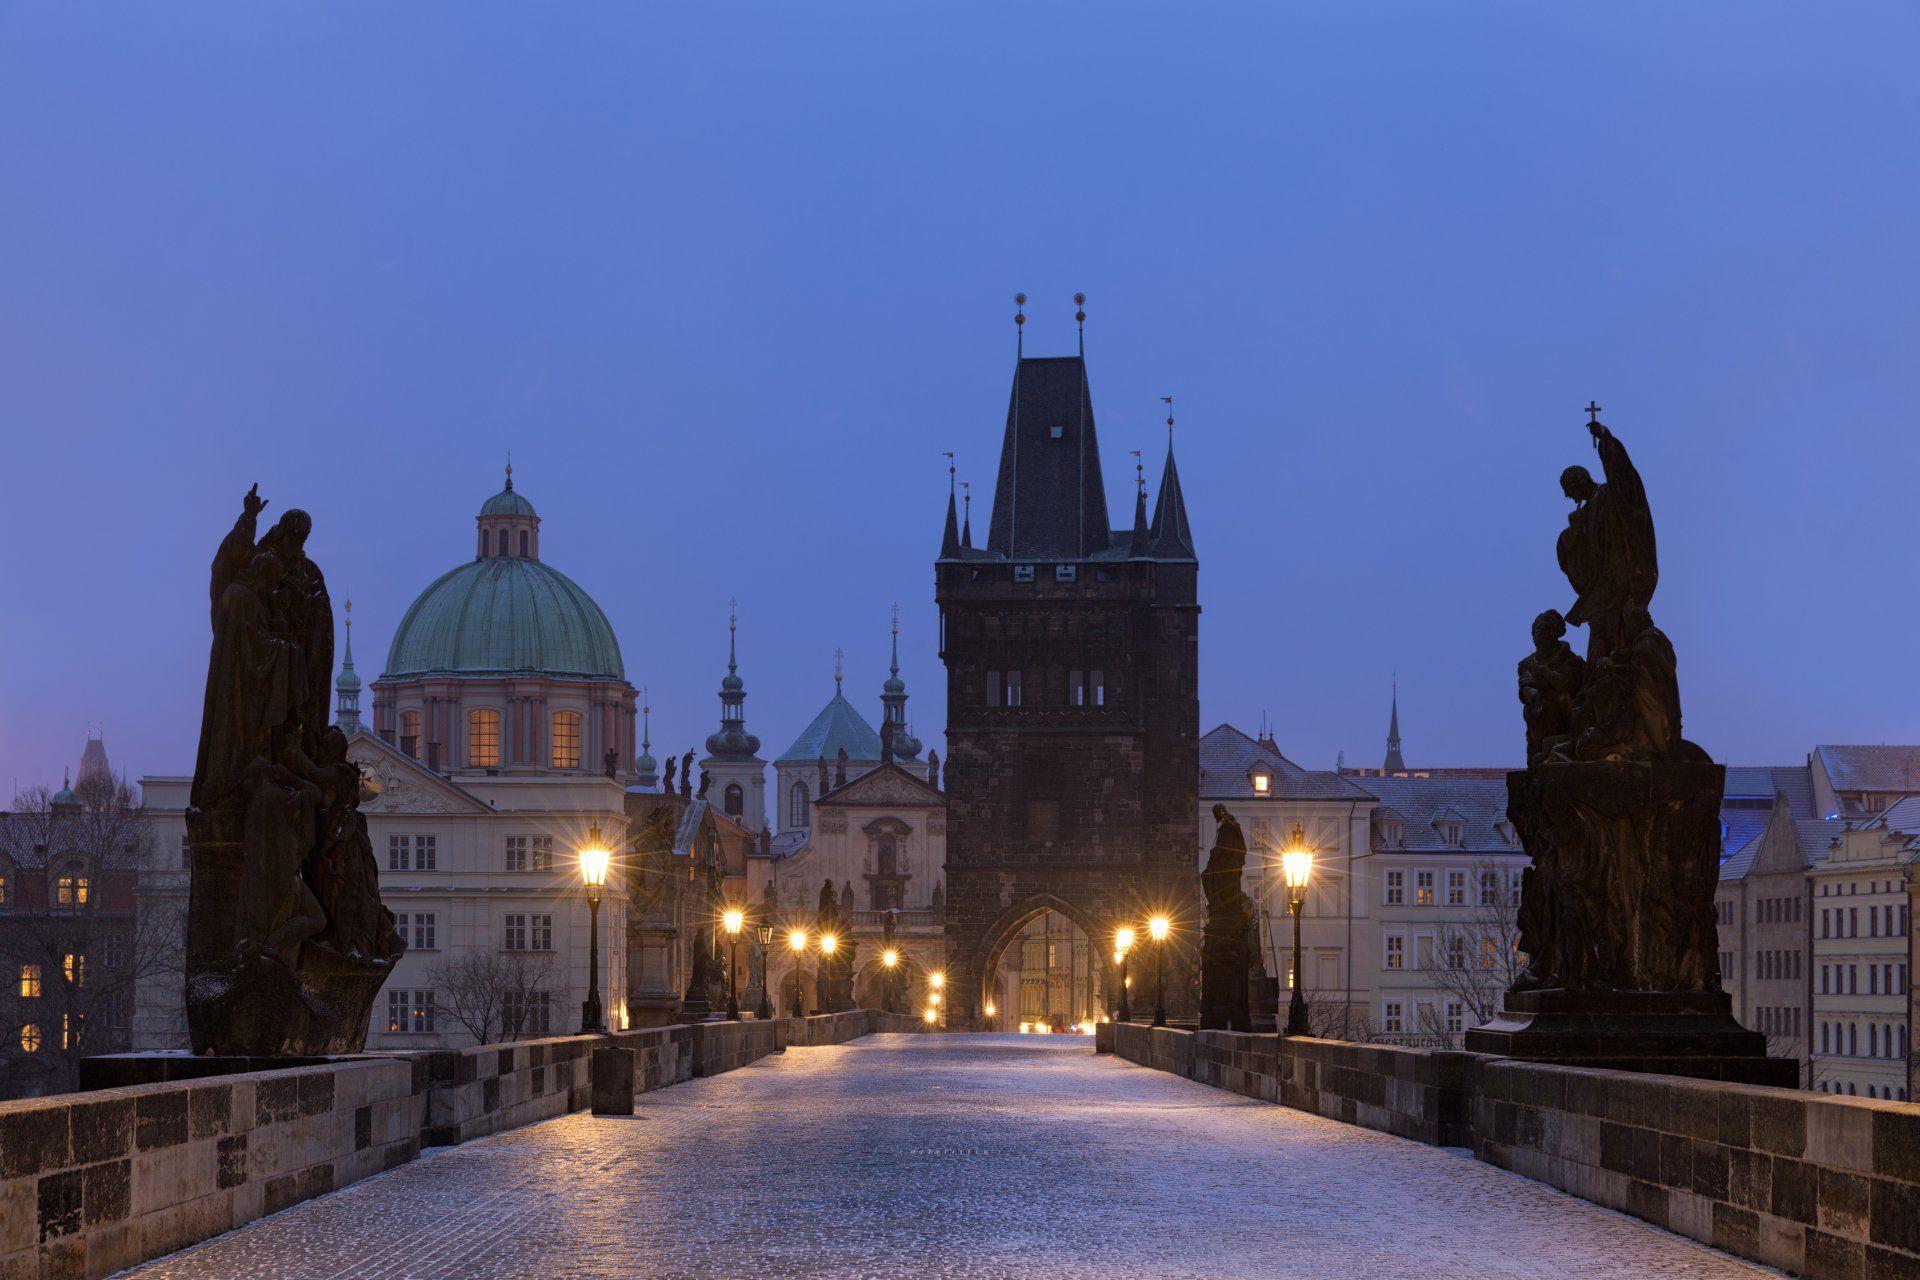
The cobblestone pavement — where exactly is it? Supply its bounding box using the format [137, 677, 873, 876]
[123, 1034, 1778, 1280]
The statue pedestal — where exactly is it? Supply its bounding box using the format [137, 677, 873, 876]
[1465, 990, 1797, 1086]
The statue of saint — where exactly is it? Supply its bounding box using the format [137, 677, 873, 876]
[1517, 610, 1584, 767]
[1199, 805, 1256, 1031]
[1557, 422, 1657, 660]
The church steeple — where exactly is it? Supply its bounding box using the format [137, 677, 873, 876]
[1382, 680, 1406, 774]
[334, 600, 362, 735]
[1147, 408, 1195, 559]
[704, 600, 761, 760]
[635, 688, 659, 789]
[879, 605, 922, 761]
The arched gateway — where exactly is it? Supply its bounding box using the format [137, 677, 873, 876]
[936, 332, 1203, 1025]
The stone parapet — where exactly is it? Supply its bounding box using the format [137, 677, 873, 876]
[1111, 1022, 1920, 1277]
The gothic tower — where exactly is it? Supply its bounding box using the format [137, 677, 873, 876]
[936, 312, 1201, 1025]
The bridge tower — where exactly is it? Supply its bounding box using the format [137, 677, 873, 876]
[936, 312, 1201, 1026]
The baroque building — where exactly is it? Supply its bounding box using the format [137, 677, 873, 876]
[937, 323, 1202, 1026]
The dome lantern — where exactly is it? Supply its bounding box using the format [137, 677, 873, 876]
[476, 461, 541, 561]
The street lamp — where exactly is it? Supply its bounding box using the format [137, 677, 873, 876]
[1281, 844, 1315, 1036]
[578, 824, 612, 1034]
[788, 928, 809, 1016]
[882, 948, 900, 1017]
[756, 922, 775, 1020]
[722, 909, 744, 1021]
[1147, 915, 1170, 1028]
[819, 932, 838, 1013]
[1114, 927, 1135, 1023]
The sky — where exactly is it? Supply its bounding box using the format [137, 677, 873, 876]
[2, 4, 1918, 795]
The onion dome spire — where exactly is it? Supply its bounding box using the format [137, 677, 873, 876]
[879, 605, 921, 760]
[635, 688, 658, 788]
[705, 600, 761, 759]
[334, 599, 362, 734]
[51, 769, 79, 812]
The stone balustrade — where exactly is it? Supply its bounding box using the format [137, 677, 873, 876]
[1, 1010, 892, 1280]
[1111, 1022, 1920, 1277]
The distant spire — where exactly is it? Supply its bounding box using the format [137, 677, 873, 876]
[1074, 292, 1086, 357]
[890, 603, 901, 676]
[940, 452, 961, 557]
[728, 597, 738, 675]
[705, 599, 760, 760]
[1014, 292, 1026, 357]
[834, 647, 844, 694]
[504, 453, 514, 492]
[334, 598, 362, 734]
[881, 605, 919, 759]
[636, 687, 658, 789]
[1147, 411, 1195, 559]
[960, 481, 973, 548]
[1383, 678, 1406, 774]
[1128, 449, 1150, 556]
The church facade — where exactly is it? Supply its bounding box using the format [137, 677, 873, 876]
[936, 331, 1203, 1026]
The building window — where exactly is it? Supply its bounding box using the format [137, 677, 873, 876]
[1384, 934, 1405, 971]
[62, 1012, 82, 1051]
[468, 709, 501, 768]
[724, 783, 744, 817]
[519, 530, 529, 557]
[1384, 870, 1404, 906]
[789, 781, 810, 827]
[503, 989, 552, 1037]
[179, 834, 191, 871]
[1415, 871, 1435, 906]
[986, 671, 1003, 707]
[1447, 935, 1465, 970]
[18, 1024, 41, 1054]
[504, 914, 553, 952]
[1479, 871, 1499, 907]
[394, 912, 436, 950]
[1446, 871, 1466, 906]
[551, 711, 582, 769]
[1440, 821, 1462, 847]
[1252, 770, 1270, 795]
[386, 990, 436, 1034]
[400, 710, 423, 760]
[388, 834, 437, 872]
[62, 953, 84, 988]
[54, 865, 90, 907]
[1480, 936, 1499, 970]
[1014, 564, 1036, 582]
[1005, 670, 1024, 708]
[1445, 1000, 1464, 1034]
[1382, 1001, 1404, 1034]
[506, 835, 553, 872]
[18, 964, 40, 998]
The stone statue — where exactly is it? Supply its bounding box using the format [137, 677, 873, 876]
[1198, 805, 1255, 1032]
[929, 879, 944, 917]
[817, 755, 829, 796]
[603, 748, 618, 779]
[697, 767, 710, 798]
[662, 754, 676, 794]
[680, 750, 694, 797]
[1468, 417, 1781, 1085]
[817, 878, 837, 930]
[926, 750, 940, 791]
[879, 720, 895, 765]
[1557, 422, 1657, 661]
[185, 487, 402, 1057]
[840, 880, 854, 915]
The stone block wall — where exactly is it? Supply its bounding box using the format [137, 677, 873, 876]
[1477, 1061, 1920, 1278]
[1112, 1022, 1920, 1278]
[0, 1058, 417, 1280]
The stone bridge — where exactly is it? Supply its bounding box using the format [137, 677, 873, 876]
[4, 1018, 1917, 1278]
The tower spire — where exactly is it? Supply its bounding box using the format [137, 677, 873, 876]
[704, 600, 760, 762]
[1128, 449, 1150, 555]
[880, 604, 920, 761]
[940, 451, 961, 557]
[334, 598, 362, 734]
[636, 687, 658, 789]
[1383, 677, 1406, 774]
[960, 481, 973, 548]
[834, 647, 844, 694]
[1147, 400, 1195, 560]
[504, 453, 513, 492]
[1074, 291, 1086, 357]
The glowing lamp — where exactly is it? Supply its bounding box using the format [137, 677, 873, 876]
[1148, 915, 1170, 942]
[1115, 927, 1135, 955]
[722, 909, 744, 936]
[1282, 847, 1314, 894]
[882, 948, 900, 969]
[788, 929, 808, 952]
[929, 971, 945, 990]
[820, 934, 838, 955]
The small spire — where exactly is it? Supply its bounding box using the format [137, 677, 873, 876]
[1383, 677, 1406, 774]
[641, 687, 651, 753]
[1128, 451, 1150, 556]
[940, 453, 961, 557]
[890, 603, 901, 676]
[728, 597, 739, 674]
[960, 481, 973, 548]
[1074, 292, 1086, 356]
[1161, 395, 1175, 442]
[834, 647, 844, 693]
[1014, 292, 1026, 357]
[504, 453, 514, 491]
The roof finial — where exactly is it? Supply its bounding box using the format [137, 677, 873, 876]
[505, 452, 513, 492]
[1014, 292, 1026, 356]
[728, 597, 738, 673]
[1161, 394, 1175, 443]
[960, 481, 972, 547]
[1074, 292, 1086, 356]
[943, 450, 955, 495]
[1585, 400, 1603, 425]
[834, 647, 844, 692]
[1129, 448, 1144, 497]
[890, 603, 901, 675]
[641, 686, 651, 752]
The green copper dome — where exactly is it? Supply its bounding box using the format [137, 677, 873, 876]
[480, 485, 537, 518]
[384, 557, 624, 680]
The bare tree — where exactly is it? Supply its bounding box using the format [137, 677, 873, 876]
[425, 950, 561, 1046]
[1416, 859, 1526, 1042]
[1307, 996, 1375, 1043]
[0, 777, 175, 1097]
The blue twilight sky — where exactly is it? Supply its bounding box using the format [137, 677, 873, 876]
[2, 4, 1918, 796]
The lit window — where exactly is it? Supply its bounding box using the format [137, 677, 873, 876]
[551, 711, 582, 770]
[1415, 871, 1435, 906]
[62, 953, 84, 988]
[1447, 871, 1465, 906]
[1384, 934, 1405, 971]
[61, 1012, 81, 1051]
[1004, 670, 1024, 708]
[18, 964, 41, 998]
[0, 872, 10, 905]
[55, 865, 90, 907]
[468, 709, 501, 768]
[1480, 936, 1499, 970]
[385, 990, 436, 1034]
[18, 1024, 41, 1054]
[1252, 770, 1270, 795]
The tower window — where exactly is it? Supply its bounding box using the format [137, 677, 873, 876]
[400, 710, 422, 759]
[1048, 424, 1064, 440]
[724, 783, 744, 817]
[1005, 670, 1023, 707]
[789, 780, 810, 828]
[497, 529, 510, 557]
[986, 671, 1004, 707]
[551, 711, 582, 769]
[519, 529, 529, 557]
[468, 709, 502, 768]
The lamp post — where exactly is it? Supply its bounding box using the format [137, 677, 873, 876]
[1114, 927, 1135, 1023]
[881, 947, 900, 1016]
[578, 825, 611, 1034]
[819, 932, 838, 1013]
[1282, 845, 1314, 1036]
[756, 923, 775, 1020]
[1147, 915, 1170, 1028]
[722, 909, 744, 1021]
[787, 928, 809, 1016]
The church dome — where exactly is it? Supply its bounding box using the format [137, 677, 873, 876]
[383, 478, 624, 681]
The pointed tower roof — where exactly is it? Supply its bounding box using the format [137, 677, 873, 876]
[704, 601, 762, 761]
[1382, 681, 1406, 773]
[985, 354, 1112, 560]
[335, 600, 363, 734]
[940, 454, 962, 558]
[1128, 450, 1151, 556]
[77, 734, 111, 788]
[960, 481, 973, 548]
[1147, 440, 1195, 560]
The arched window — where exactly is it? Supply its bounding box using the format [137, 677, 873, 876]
[54, 864, 89, 908]
[468, 709, 502, 768]
[877, 838, 897, 876]
[724, 783, 744, 816]
[789, 780, 810, 828]
[400, 710, 423, 759]
[551, 711, 582, 769]
[497, 529, 510, 557]
[519, 530, 529, 557]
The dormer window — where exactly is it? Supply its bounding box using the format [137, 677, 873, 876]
[1377, 818, 1404, 848]
[1251, 769, 1271, 796]
[1440, 821, 1463, 847]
